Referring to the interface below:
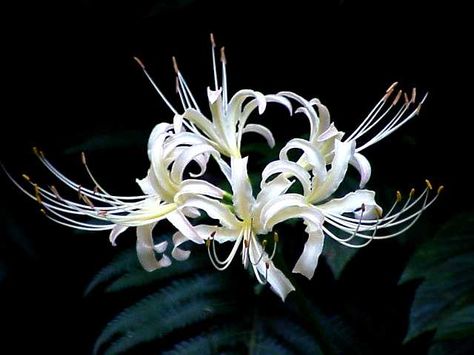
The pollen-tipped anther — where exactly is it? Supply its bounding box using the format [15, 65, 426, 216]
[172, 56, 179, 74]
[425, 179, 433, 190]
[133, 57, 145, 69]
[220, 47, 227, 64]
[396, 190, 402, 202]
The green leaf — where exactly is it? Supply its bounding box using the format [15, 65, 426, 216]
[105, 253, 209, 293]
[405, 253, 474, 341]
[323, 236, 358, 279]
[94, 273, 233, 355]
[434, 304, 474, 341]
[85, 248, 140, 296]
[400, 213, 474, 284]
[162, 326, 245, 355]
[402, 212, 474, 343]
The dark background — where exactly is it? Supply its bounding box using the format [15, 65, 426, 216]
[1, 0, 471, 353]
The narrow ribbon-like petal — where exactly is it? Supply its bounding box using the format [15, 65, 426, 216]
[136, 223, 170, 272]
[292, 227, 324, 279]
[307, 140, 355, 203]
[350, 152, 372, 188]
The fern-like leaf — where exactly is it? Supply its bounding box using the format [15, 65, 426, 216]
[94, 273, 233, 354]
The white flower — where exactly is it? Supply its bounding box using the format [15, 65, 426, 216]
[5, 35, 442, 301]
[173, 157, 298, 300]
[134, 34, 292, 159]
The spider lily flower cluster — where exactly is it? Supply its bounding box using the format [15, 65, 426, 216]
[7, 35, 442, 300]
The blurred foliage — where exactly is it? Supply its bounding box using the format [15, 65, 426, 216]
[400, 212, 474, 354]
[87, 243, 333, 354]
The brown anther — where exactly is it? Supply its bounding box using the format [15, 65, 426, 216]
[206, 238, 211, 248]
[404, 92, 410, 104]
[34, 184, 42, 204]
[265, 261, 270, 269]
[396, 190, 402, 202]
[409, 188, 416, 198]
[172, 56, 179, 74]
[133, 57, 145, 69]
[81, 152, 87, 165]
[32, 146, 40, 156]
[244, 240, 249, 248]
[262, 239, 267, 247]
[273, 232, 279, 243]
[210, 33, 216, 48]
[40, 208, 46, 215]
[392, 90, 402, 106]
[210, 231, 216, 238]
[425, 179, 433, 190]
[175, 77, 180, 93]
[93, 186, 99, 194]
[437, 185, 445, 194]
[77, 185, 83, 200]
[81, 194, 95, 209]
[411, 87, 417, 103]
[22, 174, 31, 182]
[386, 82, 398, 93]
[220, 47, 227, 64]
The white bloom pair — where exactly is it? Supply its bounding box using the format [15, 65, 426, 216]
[8, 35, 442, 300]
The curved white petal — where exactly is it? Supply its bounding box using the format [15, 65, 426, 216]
[136, 169, 158, 195]
[163, 132, 209, 158]
[170, 144, 218, 184]
[308, 140, 355, 203]
[109, 224, 128, 246]
[176, 179, 225, 201]
[166, 210, 202, 244]
[317, 190, 376, 215]
[171, 224, 239, 260]
[279, 91, 319, 139]
[279, 138, 327, 180]
[231, 157, 255, 220]
[136, 223, 169, 272]
[183, 108, 221, 143]
[242, 123, 275, 148]
[173, 113, 184, 133]
[292, 227, 324, 279]
[261, 193, 324, 231]
[180, 195, 241, 229]
[317, 123, 341, 143]
[262, 160, 312, 197]
[249, 241, 295, 301]
[350, 152, 372, 188]
[310, 98, 331, 134]
[153, 240, 168, 253]
[147, 123, 173, 159]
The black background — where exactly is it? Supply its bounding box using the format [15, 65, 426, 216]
[1, 0, 471, 353]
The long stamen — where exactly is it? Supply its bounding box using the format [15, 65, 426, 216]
[207, 231, 243, 271]
[345, 82, 398, 142]
[210, 33, 219, 91]
[220, 46, 228, 109]
[133, 57, 178, 115]
[325, 181, 442, 242]
[172, 57, 192, 110]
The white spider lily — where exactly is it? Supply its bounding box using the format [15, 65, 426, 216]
[259, 134, 443, 280]
[280, 84, 428, 188]
[4, 34, 442, 302]
[134, 34, 292, 159]
[172, 157, 298, 300]
[7, 125, 226, 272]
